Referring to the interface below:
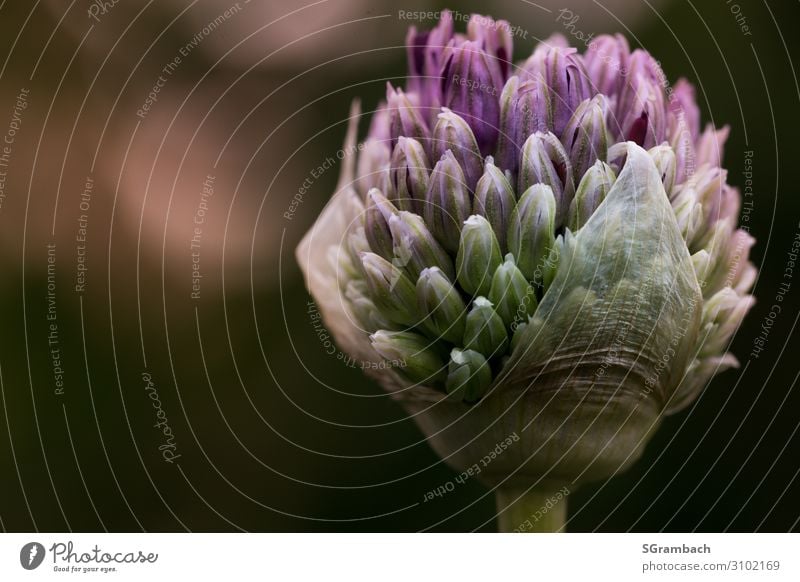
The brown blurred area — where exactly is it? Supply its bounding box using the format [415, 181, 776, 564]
[0, 0, 798, 533]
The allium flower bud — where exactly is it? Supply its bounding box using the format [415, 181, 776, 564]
[584, 34, 630, 96]
[370, 330, 446, 385]
[507, 184, 557, 283]
[696, 123, 730, 168]
[522, 45, 592, 136]
[297, 14, 757, 532]
[614, 50, 667, 148]
[423, 150, 471, 253]
[416, 267, 467, 344]
[390, 137, 430, 212]
[388, 210, 454, 281]
[405, 11, 454, 115]
[466, 14, 513, 78]
[386, 84, 431, 151]
[463, 296, 509, 358]
[345, 280, 395, 332]
[473, 157, 516, 252]
[440, 40, 503, 154]
[432, 109, 483, 192]
[364, 189, 398, 260]
[667, 78, 701, 184]
[518, 131, 574, 226]
[445, 348, 492, 403]
[649, 144, 677, 197]
[562, 95, 610, 180]
[456, 215, 503, 297]
[360, 252, 419, 327]
[496, 76, 551, 173]
[488, 253, 536, 326]
[568, 160, 615, 231]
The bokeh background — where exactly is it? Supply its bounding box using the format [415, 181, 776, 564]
[0, 0, 798, 532]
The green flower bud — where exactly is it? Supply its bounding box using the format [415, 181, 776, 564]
[691, 249, 711, 288]
[698, 287, 755, 358]
[488, 253, 536, 326]
[473, 157, 516, 253]
[365, 188, 399, 260]
[345, 280, 396, 331]
[672, 187, 704, 245]
[432, 108, 483, 191]
[370, 330, 446, 385]
[456, 215, 503, 297]
[463, 297, 509, 358]
[568, 160, 615, 231]
[360, 252, 418, 326]
[507, 184, 557, 284]
[518, 131, 574, 227]
[416, 267, 467, 343]
[390, 137, 430, 213]
[388, 211, 455, 281]
[445, 348, 492, 403]
[423, 150, 471, 253]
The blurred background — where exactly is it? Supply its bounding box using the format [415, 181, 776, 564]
[0, 0, 798, 532]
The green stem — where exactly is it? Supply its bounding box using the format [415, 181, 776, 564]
[495, 486, 568, 533]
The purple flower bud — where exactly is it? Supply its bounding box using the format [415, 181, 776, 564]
[518, 131, 575, 227]
[388, 210, 454, 281]
[507, 184, 557, 283]
[365, 188, 399, 259]
[386, 84, 431, 150]
[405, 10, 455, 118]
[473, 157, 516, 252]
[390, 137, 430, 212]
[423, 150, 471, 253]
[561, 94, 610, 179]
[522, 46, 592, 137]
[667, 79, 700, 184]
[432, 108, 483, 191]
[695, 123, 730, 168]
[584, 34, 630, 97]
[496, 76, 551, 174]
[440, 40, 503, 155]
[466, 14, 513, 79]
[685, 167, 740, 238]
[614, 50, 667, 149]
[668, 79, 700, 142]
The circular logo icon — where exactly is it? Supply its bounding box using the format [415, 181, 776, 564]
[20, 542, 45, 570]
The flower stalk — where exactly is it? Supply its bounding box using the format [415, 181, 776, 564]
[496, 486, 568, 533]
